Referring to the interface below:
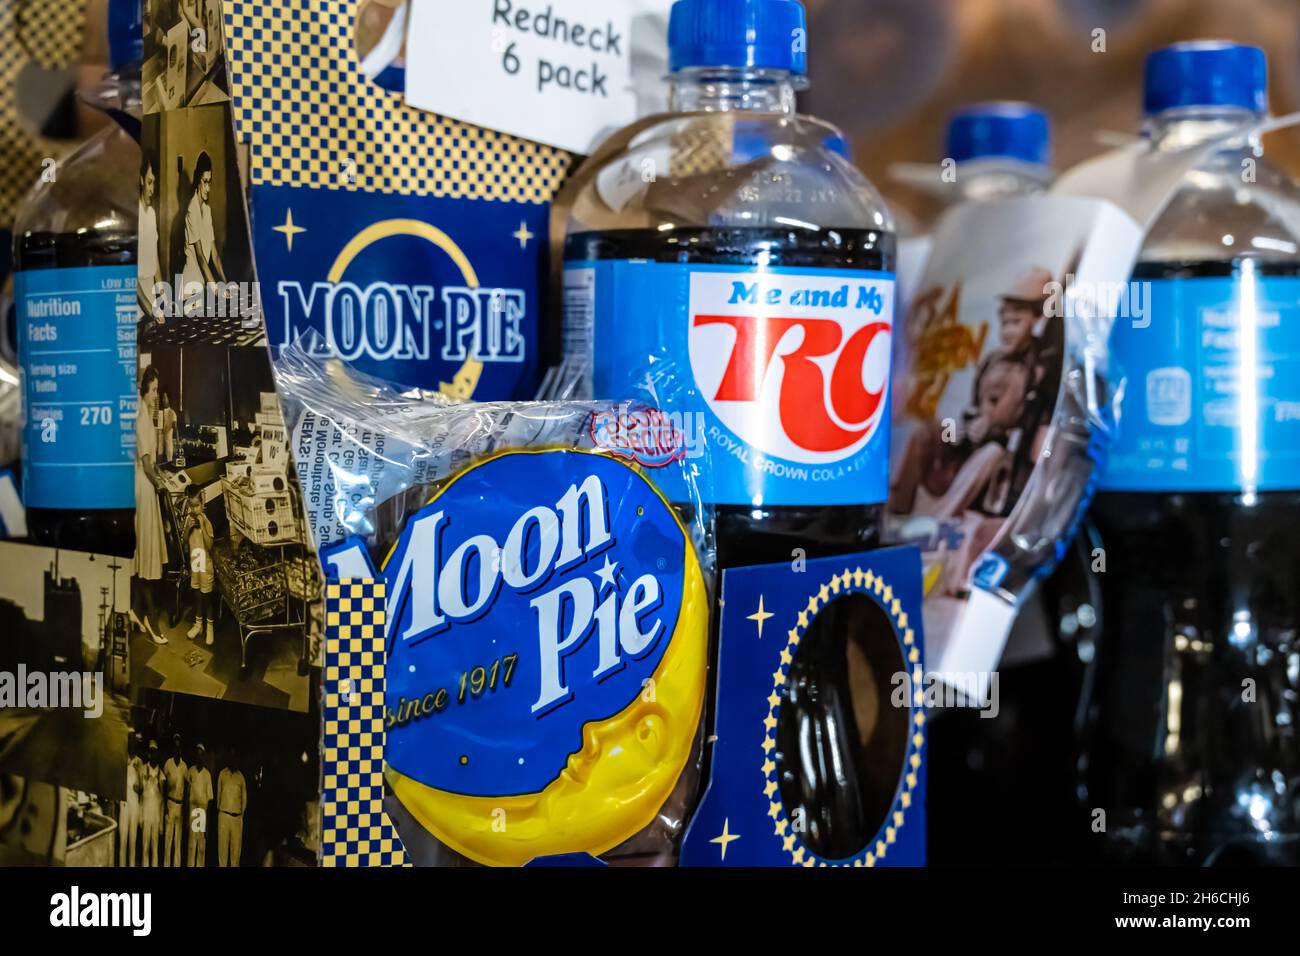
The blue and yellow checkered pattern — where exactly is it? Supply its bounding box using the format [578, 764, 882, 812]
[223, 0, 571, 202]
[1, 0, 87, 221]
[321, 580, 409, 867]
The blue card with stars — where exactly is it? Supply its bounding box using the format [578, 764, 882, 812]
[681, 546, 927, 867]
[250, 183, 551, 400]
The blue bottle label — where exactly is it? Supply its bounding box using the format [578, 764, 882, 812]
[570, 260, 895, 506]
[1102, 274, 1300, 492]
[15, 265, 138, 510]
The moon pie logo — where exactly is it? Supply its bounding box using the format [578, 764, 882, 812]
[323, 448, 708, 866]
[276, 219, 531, 400]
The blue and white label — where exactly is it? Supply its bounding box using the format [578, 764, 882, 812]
[15, 265, 137, 510]
[568, 260, 895, 506]
[1102, 274, 1300, 491]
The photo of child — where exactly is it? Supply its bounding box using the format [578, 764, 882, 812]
[183, 484, 215, 645]
[890, 266, 1059, 524]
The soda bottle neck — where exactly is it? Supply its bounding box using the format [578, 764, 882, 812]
[81, 67, 143, 118]
[1143, 105, 1262, 151]
[955, 161, 1051, 201]
[668, 67, 800, 117]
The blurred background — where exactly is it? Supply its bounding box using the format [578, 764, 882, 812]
[801, 0, 1300, 225]
[12, 0, 1300, 230]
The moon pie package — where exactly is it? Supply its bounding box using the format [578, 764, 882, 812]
[275, 338, 713, 866]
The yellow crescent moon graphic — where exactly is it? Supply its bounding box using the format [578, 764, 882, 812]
[327, 219, 483, 399]
[384, 449, 709, 866]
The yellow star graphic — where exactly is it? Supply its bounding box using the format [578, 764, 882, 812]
[513, 220, 535, 249]
[274, 208, 307, 251]
[710, 818, 741, 862]
[747, 595, 774, 638]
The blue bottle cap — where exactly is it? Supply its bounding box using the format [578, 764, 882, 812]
[946, 102, 1051, 166]
[108, 0, 144, 72]
[668, 0, 808, 76]
[1143, 41, 1267, 116]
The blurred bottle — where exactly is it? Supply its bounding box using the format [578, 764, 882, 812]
[892, 102, 1053, 426]
[888, 100, 1052, 236]
[921, 100, 1094, 865]
[1081, 41, 1300, 865]
[12, 0, 142, 557]
[943, 101, 1052, 204]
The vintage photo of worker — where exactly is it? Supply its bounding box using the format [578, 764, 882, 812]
[137, 105, 261, 348]
[129, 345, 320, 712]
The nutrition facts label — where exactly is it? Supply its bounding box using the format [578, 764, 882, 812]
[15, 265, 137, 510]
[1103, 274, 1300, 491]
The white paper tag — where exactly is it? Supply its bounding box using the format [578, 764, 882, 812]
[892, 195, 1143, 688]
[405, 0, 673, 154]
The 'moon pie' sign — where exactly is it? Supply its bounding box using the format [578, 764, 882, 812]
[323, 448, 708, 866]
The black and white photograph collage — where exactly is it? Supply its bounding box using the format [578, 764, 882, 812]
[1, 1, 323, 867]
[141, 0, 229, 115]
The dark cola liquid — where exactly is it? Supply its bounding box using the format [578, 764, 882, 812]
[14, 229, 137, 557]
[569, 225, 903, 860]
[1081, 259, 1300, 865]
[566, 225, 891, 566]
[927, 544, 1093, 866]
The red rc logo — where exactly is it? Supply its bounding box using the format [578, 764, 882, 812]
[687, 276, 893, 465]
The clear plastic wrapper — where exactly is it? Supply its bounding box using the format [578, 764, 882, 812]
[274, 334, 714, 867]
[886, 195, 1142, 689]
